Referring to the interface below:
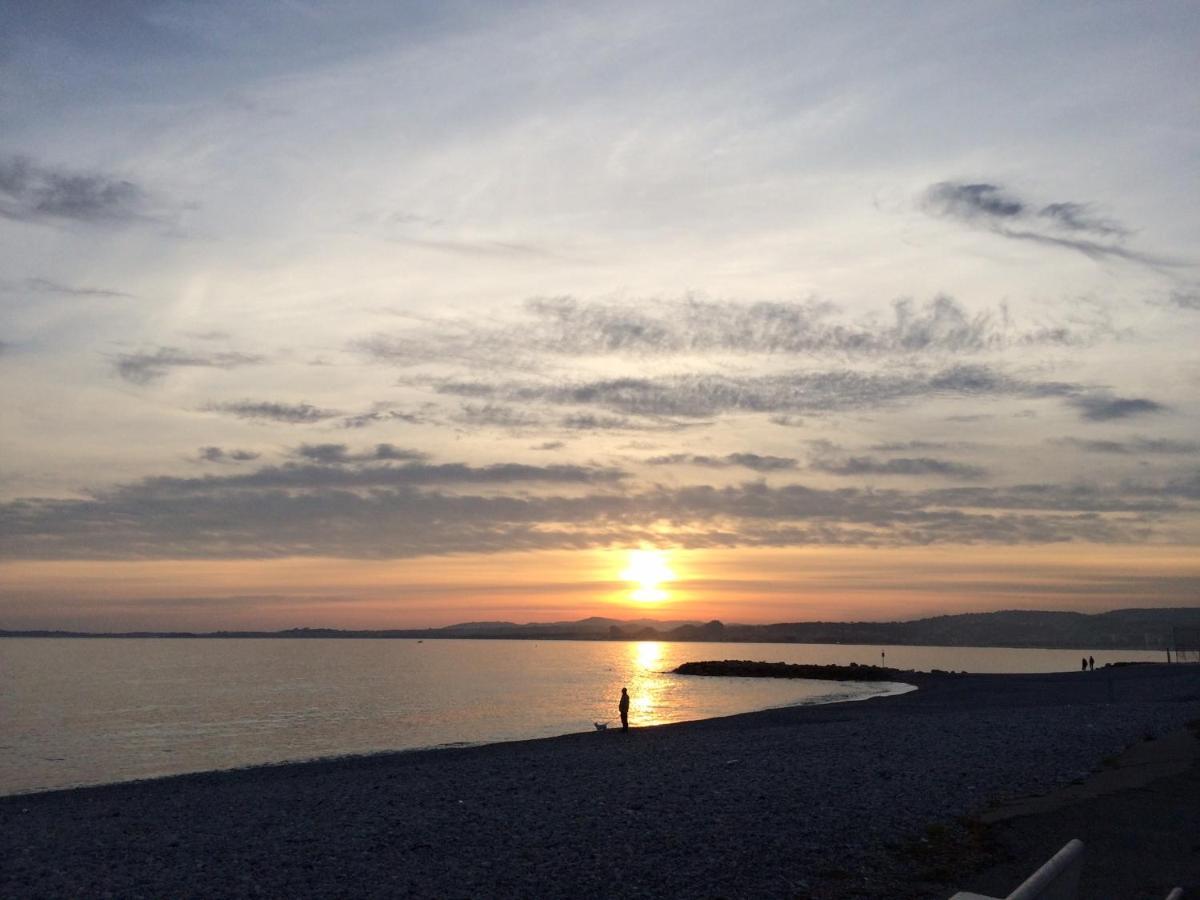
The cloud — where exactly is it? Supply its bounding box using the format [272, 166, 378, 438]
[356, 294, 1101, 368]
[998, 229, 1180, 267]
[555, 413, 706, 432]
[920, 187, 1130, 239]
[205, 400, 343, 424]
[197, 446, 260, 463]
[532, 441, 565, 451]
[925, 182, 1025, 220]
[386, 234, 556, 259]
[339, 407, 426, 428]
[1054, 436, 1199, 455]
[21, 278, 134, 299]
[1038, 202, 1128, 237]
[867, 440, 972, 452]
[560, 413, 638, 431]
[2, 465, 1181, 560]
[434, 364, 1078, 419]
[1162, 472, 1200, 500]
[645, 453, 798, 472]
[114, 347, 266, 385]
[454, 403, 543, 429]
[923, 482, 1178, 514]
[292, 443, 428, 464]
[1166, 290, 1200, 311]
[923, 180, 1175, 267]
[293, 443, 367, 464]
[811, 455, 987, 479]
[0, 154, 151, 225]
[1068, 394, 1167, 422]
[101, 458, 626, 500]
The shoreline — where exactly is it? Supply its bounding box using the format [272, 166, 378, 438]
[5, 665, 1198, 898]
[0, 675, 918, 801]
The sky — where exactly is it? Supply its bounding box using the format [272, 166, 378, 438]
[1, 0, 1198, 630]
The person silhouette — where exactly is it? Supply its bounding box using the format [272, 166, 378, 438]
[1081, 657, 1088, 672]
[1089, 656, 1095, 671]
[618, 687, 630, 732]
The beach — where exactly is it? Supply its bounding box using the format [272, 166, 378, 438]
[3, 663, 1198, 899]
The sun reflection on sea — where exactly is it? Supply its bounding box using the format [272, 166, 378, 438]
[627, 641, 671, 726]
[635, 640, 663, 670]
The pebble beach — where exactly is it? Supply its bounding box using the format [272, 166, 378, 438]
[3, 664, 1198, 899]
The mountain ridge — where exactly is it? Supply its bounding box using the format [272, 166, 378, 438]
[4, 607, 1199, 650]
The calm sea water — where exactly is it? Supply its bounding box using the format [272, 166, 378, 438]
[0, 639, 1163, 796]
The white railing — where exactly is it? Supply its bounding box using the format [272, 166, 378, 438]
[949, 839, 1182, 899]
[949, 838, 1084, 900]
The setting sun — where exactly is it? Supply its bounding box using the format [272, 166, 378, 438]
[620, 549, 676, 603]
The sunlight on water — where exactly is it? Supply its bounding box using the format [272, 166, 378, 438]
[634, 640, 664, 671]
[628, 641, 669, 726]
[0, 638, 1162, 795]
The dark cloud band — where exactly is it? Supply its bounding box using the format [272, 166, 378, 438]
[356, 294, 1102, 368]
[205, 400, 343, 424]
[115, 348, 266, 385]
[811, 456, 987, 479]
[0, 154, 150, 225]
[432, 364, 1083, 419]
[0, 457, 1189, 560]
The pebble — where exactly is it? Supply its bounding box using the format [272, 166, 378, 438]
[1, 665, 1197, 899]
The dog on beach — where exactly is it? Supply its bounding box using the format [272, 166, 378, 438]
[593, 721, 609, 731]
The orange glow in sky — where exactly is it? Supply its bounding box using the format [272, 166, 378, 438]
[3, 543, 1198, 632]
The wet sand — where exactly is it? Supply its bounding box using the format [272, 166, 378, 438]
[3, 664, 1198, 899]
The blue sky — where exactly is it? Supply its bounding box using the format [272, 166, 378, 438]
[2, 1, 1198, 628]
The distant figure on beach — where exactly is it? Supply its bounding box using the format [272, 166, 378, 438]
[1089, 656, 1095, 671]
[618, 687, 630, 732]
[1081, 657, 1087, 671]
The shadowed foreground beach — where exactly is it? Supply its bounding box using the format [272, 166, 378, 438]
[3, 664, 1198, 899]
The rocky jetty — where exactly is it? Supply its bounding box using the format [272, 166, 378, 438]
[674, 658, 905, 681]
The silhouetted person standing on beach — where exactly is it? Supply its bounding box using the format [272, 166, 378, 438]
[1089, 656, 1095, 671]
[1082, 657, 1088, 671]
[618, 687, 630, 732]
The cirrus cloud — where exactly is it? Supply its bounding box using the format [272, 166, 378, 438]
[115, 347, 266, 385]
[205, 400, 343, 424]
[922, 180, 1180, 269]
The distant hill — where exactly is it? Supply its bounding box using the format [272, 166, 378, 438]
[439, 616, 702, 636]
[3, 607, 1199, 649]
[704, 608, 1200, 650]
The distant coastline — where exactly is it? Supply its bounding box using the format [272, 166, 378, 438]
[4, 606, 1198, 650]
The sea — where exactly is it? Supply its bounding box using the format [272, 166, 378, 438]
[0, 638, 1165, 796]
